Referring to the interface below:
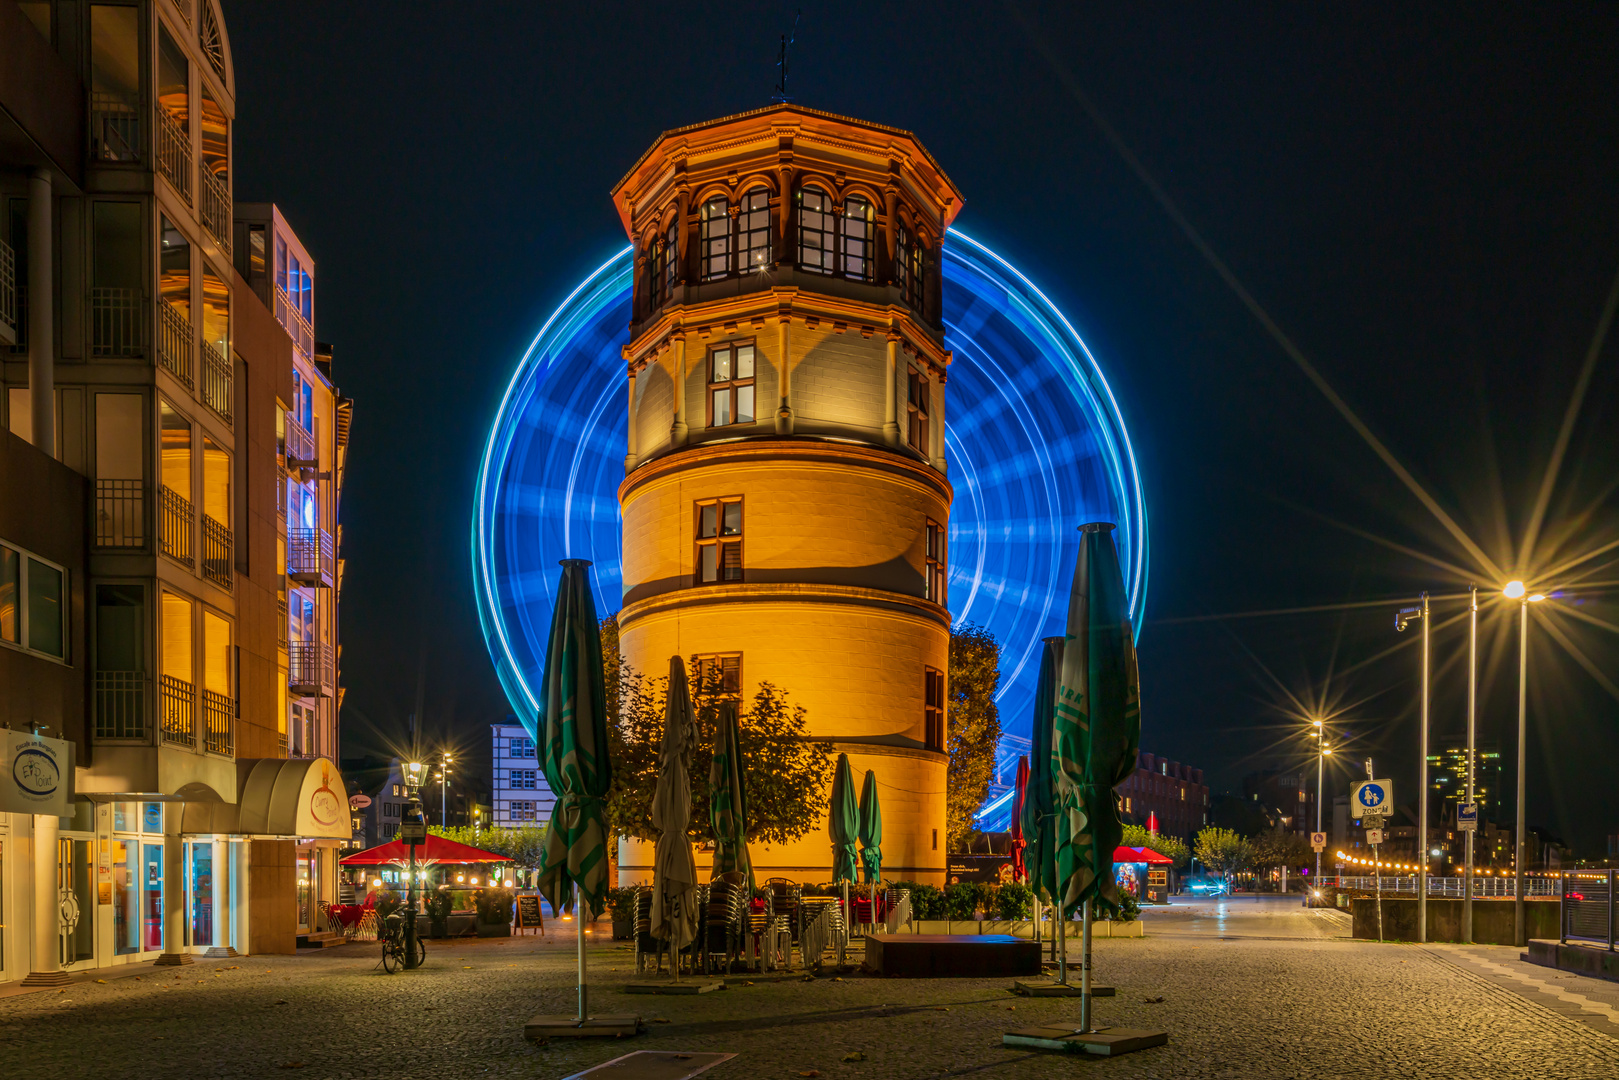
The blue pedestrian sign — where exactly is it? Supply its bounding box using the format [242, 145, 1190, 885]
[1351, 780, 1393, 818]
[1457, 802, 1478, 832]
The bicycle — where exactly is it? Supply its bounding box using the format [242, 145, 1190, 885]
[379, 912, 426, 973]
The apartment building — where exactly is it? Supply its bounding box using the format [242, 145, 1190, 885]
[0, 0, 351, 986]
[1116, 751, 1210, 844]
[490, 720, 555, 828]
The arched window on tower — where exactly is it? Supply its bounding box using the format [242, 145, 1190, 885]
[840, 196, 874, 281]
[797, 186, 833, 274]
[664, 219, 679, 297]
[700, 197, 731, 281]
[894, 222, 925, 311]
[738, 188, 772, 273]
[644, 234, 666, 314]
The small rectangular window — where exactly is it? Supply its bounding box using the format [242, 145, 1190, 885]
[924, 520, 947, 605]
[694, 653, 743, 700]
[707, 343, 756, 428]
[924, 666, 945, 751]
[695, 497, 744, 584]
[907, 367, 930, 454]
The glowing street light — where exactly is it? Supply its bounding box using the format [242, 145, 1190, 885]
[1503, 580, 1526, 599]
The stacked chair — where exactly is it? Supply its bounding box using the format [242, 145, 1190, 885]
[701, 876, 747, 975]
[766, 879, 802, 969]
[632, 886, 655, 975]
[884, 885, 913, 933]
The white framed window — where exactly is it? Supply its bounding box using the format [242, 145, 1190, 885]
[510, 737, 535, 758]
[1, 540, 67, 661]
[511, 769, 538, 790]
[738, 188, 771, 272]
[700, 197, 731, 281]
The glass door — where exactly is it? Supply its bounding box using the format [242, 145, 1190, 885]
[64, 840, 94, 964]
[112, 840, 139, 955]
[187, 842, 213, 948]
[296, 850, 311, 933]
[141, 843, 164, 952]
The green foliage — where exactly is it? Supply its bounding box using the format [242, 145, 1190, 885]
[1114, 891, 1141, 923]
[893, 881, 945, 920]
[606, 886, 639, 922]
[947, 625, 1001, 853]
[994, 880, 1033, 920]
[599, 615, 836, 848]
[1194, 826, 1253, 878]
[424, 887, 454, 923]
[427, 824, 547, 871]
[1118, 823, 1191, 868]
[373, 888, 402, 922]
[1249, 829, 1314, 874]
[473, 886, 516, 925]
[942, 882, 984, 920]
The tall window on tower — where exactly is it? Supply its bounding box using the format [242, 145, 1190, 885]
[797, 186, 833, 273]
[841, 196, 874, 280]
[695, 497, 744, 585]
[924, 667, 945, 751]
[708, 343, 756, 427]
[700, 197, 731, 281]
[739, 188, 772, 272]
[894, 223, 925, 310]
[925, 520, 947, 605]
[907, 366, 930, 454]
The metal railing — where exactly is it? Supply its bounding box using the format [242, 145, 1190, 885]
[199, 165, 231, 255]
[90, 287, 142, 357]
[1562, 871, 1617, 949]
[201, 337, 232, 423]
[155, 106, 192, 203]
[95, 479, 146, 548]
[91, 91, 140, 162]
[94, 671, 147, 740]
[275, 284, 315, 359]
[158, 298, 194, 387]
[202, 513, 233, 589]
[203, 688, 233, 756]
[1335, 875, 1560, 897]
[277, 732, 288, 756]
[160, 485, 195, 566]
[0, 235, 15, 343]
[277, 592, 289, 647]
[159, 674, 195, 747]
[287, 527, 335, 585]
[288, 642, 333, 696]
[284, 413, 315, 468]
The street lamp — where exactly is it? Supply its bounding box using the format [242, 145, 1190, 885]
[1395, 592, 1431, 943]
[1314, 741, 1333, 887]
[401, 760, 427, 970]
[1503, 580, 1546, 946]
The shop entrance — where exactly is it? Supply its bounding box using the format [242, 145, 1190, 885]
[59, 839, 94, 967]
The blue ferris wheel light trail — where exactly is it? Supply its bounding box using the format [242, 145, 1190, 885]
[473, 229, 1148, 754]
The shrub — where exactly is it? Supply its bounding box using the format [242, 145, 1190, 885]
[473, 886, 516, 926]
[373, 888, 402, 922]
[606, 886, 639, 922]
[994, 881, 1033, 920]
[424, 887, 453, 922]
[1113, 891, 1141, 923]
[942, 882, 982, 920]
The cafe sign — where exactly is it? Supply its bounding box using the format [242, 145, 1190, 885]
[2, 730, 73, 816]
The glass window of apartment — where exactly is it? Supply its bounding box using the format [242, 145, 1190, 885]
[924, 666, 945, 751]
[94, 585, 146, 739]
[200, 267, 229, 359]
[18, 1, 50, 38]
[840, 196, 874, 281]
[156, 23, 189, 131]
[738, 188, 771, 272]
[92, 202, 143, 357]
[700, 197, 731, 281]
[202, 609, 230, 698]
[695, 497, 743, 585]
[0, 543, 64, 659]
[275, 234, 288, 295]
[160, 217, 191, 319]
[645, 234, 665, 309]
[511, 769, 537, 790]
[93, 394, 144, 549]
[708, 343, 755, 427]
[160, 400, 191, 498]
[89, 4, 140, 162]
[111, 839, 139, 955]
[200, 88, 229, 184]
[895, 222, 924, 310]
[797, 186, 833, 273]
[248, 225, 267, 278]
[925, 520, 947, 605]
[0, 545, 16, 644]
[202, 436, 229, 528]
[694, 654, 742, 699]
[907, 366, 929, 454]
[510, 737, 535, 758]
[161, 591, 194, 688]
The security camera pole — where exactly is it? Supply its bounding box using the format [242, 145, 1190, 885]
[1394, 594, 1430, 943]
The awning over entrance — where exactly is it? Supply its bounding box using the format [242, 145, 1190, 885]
[181, 757, 351, 839]
[340, 834, 513, 866]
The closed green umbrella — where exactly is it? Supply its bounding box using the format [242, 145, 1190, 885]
[708, 700, 753, 893]
[651, 656, 698, 980]
[533, 559, 613, 1021]
[857, 769, 882, 885]
[828, 753, 859, 885]
[1021, 637, 1063, 905]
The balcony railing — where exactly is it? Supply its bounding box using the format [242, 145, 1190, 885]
[158, 298, 194, 387]
[90, 287, 142, 357]
[277, 732, 288, 756]
[199, 165, 231, 255]
[277, 592, 289, 647]
[154, 106, 192, 203]
[274, 285, 315, 359]
[159, 674, 195, 747]
[201, 337, 232, 424]
[0, 236, 15, 345]
[160, 485, 195, 566]
[203, 688, 234, 756]
[91, 91, 140, 162]
[202, 513, 233, 589]
[288, 642, 333, 697]
[285, 414, 315, 469]
[95, 671, 147, 740]
[95, 479, 146, 548]
[286, 528, 335, 587]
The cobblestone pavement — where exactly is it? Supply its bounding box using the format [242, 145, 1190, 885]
[2, 898, 1617, 1079]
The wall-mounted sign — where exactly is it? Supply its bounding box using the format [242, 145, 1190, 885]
[349, 794, 373, 810]
[1, 730, 73, 816]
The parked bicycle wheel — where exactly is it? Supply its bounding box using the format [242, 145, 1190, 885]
[382, 939, 402, 974]
[413, 937, 427, 968]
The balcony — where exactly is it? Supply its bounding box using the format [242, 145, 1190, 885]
[0, 236, 15, 346]
[94, 671, 147, 740]
[285, 414, 316, 470]
[275, 285, 315, 359]
[90, 287, 142, 357]
[159, 674, 195, 748]
[91, 91, 140, 162]
[277, 592, 289, 647]
[287, 527, 335, 588]
[201, 338, 232, 424]
[157, 298, 194, 387]
[160, 484, 194, 566]
[203, 688, 234, 756]
[287, 642, 333, 697]
[202, 513, 233, 589]
[199, 164, 231, 255]
[95, 479, 146, 548]
[154, 106, 192, 203]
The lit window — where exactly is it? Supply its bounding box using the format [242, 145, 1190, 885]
[924, 520, 947, 605]
[894, 222, 925, 309]
[924, 667, 945, 751]
[840, 196, 874, 281]
[694, 498, 743, 584]
[906, 366, 930, 454]
[511, 769, 537, 790]
[797, 187, 833, 274]
[664, 220, 679, 297]
[738, 188, 772, 272]
[645, 234, 666, 310]
[700, 197, 731, 281]
[510, 737, 535, 758]
[694, 654, 742, 701]
[708, 343, 756, 427]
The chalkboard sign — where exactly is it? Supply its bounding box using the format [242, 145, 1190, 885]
[515, 894, 544, 933]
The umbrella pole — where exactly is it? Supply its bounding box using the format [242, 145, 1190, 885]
[1056, 895, 1067, 984]
[1080, 898, 1093, 1033]
[576, 880, 588, 1022]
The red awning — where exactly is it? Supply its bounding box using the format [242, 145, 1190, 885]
[340, 834, 513, 866]
[1114, 845, 1174, 866]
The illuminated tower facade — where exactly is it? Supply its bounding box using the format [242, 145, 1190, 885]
[612, 106, 963, 884]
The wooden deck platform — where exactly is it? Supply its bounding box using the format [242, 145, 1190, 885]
[864, 934, 1042, 978]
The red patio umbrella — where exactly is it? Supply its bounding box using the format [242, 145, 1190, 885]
[1113, 845, 1174, 866]
[340, 834, 514, 866]
[1009, 755, 1030, 882]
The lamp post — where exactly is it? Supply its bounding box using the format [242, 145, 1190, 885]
[1464, 584, 1477, 943]
[1395, 593, 1430, 943]
[1315, 737, 1332, 886]
[402, 760, 427, 970]
[1502, 580, 1544, 947]
[437, 751, 453, 827]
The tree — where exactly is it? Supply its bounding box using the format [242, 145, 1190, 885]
[947, 624, 1001, 852]
[1250, 829, 1314, 882]
[427, 824, 547, 871]
[1120, 823, 1190, 869]
[599, 616, 835, 847]
[1193, 826, 1252, 883]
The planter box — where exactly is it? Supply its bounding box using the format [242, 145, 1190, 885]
[476, 922, 512, 937]
[612, 915, 633, 941]
[909, 919, 1141, 938]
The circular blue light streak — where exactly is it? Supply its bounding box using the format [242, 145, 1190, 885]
[473, 230, 1148, 745]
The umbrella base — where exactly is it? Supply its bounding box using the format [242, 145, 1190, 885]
[624, 980, 722, 994]
[1003, 1026, 1168, 1056]
[525, 1014, 644, 1040]
[1011, 979, 1114, 997]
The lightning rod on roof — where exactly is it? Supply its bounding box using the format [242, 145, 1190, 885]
[772, 10, 800, 103]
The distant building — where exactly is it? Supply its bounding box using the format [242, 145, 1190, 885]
[491, 720, 555, 828]
[1241, 767, 1318, 836]
[1117, 752, 1209, 843]
[1428, 740, 1503, 823]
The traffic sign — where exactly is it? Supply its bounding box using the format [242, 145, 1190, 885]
[398, 820, 427, 842]
[1457, 802, 1478, 832]
[1310, 832, 1327, 852]
[1351, 780, 1393, 818]
[1365, 828, 1385, 846]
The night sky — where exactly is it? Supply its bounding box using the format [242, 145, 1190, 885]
[226, 3, 1619, 853]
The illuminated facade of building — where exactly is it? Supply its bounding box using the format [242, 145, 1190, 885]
[610, 106, 963, 884]
[1427, 739, 1502, 824]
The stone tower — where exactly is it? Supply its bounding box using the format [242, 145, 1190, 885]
[612, 105, 964, 885]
